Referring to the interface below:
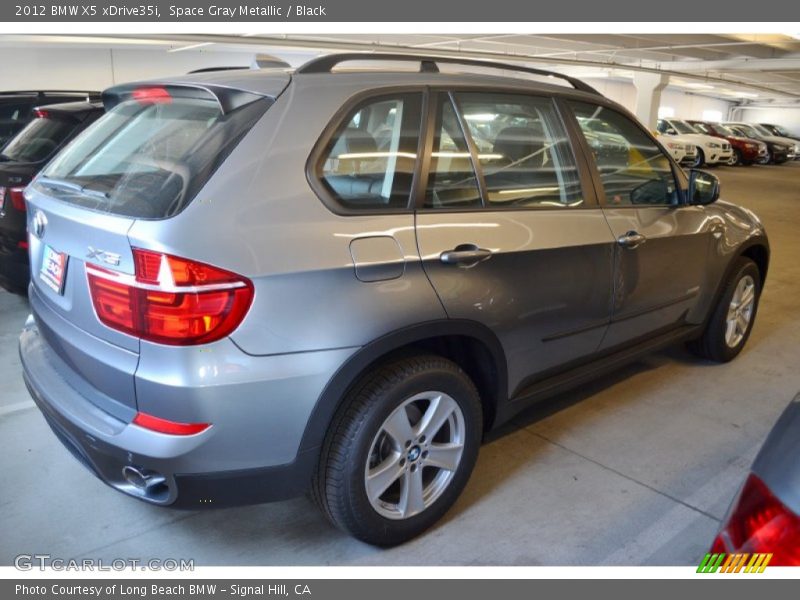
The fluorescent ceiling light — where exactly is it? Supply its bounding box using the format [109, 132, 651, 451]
[739, 92, 760, 98]
[464, 113, 497, 122]
[685, 82, 715, 90]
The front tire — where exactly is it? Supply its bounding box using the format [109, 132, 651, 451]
[692, 148, 706, 168]
[313, 355, 482, 546]
[688, 257, 761, 362]
[728, 149, 741, 166]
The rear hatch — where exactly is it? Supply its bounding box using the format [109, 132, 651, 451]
[25, 75, 286, 414]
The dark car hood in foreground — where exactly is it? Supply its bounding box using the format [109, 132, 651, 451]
[752, 394, 800, 514]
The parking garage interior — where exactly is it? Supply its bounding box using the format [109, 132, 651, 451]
[1, 33, 800, 565]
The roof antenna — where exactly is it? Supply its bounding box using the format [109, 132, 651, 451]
[252, 54, 292, 70]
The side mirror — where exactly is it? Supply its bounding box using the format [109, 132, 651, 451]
[666, 128, 677, 135]
[688, 169, 720, 205]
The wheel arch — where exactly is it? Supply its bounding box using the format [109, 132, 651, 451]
[297, 320, 509, 455]
[739, 240, 770, 286]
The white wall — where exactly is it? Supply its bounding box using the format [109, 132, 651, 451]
[0, 47, 264, 91]
[584, 78, 733, 122]
[730, 106, 800, 136]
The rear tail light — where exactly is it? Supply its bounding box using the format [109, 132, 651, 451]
[132, 411, 210, 436]
[712, 474, 800, 566]
[1, 187, 26, 212]
[86, 248, 254, 346]
[33, 108, 50, 119]
[132, 87, 172, 104]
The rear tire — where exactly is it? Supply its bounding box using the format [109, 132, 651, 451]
[688, 257, 761, 362]
[312, 355, 482, 546]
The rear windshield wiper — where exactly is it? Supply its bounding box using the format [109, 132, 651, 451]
[36, 176, 109, 199]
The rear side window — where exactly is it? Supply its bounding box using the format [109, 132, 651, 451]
[0, 115, 76, 163]
[317, 93, 422, 211]
[36, 92, 270, 219]
[455, 92, 584, 208]
[424, 94, 482, 209]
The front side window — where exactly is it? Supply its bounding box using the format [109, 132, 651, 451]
[454, 93, 584, 208]
[319, 93, 422, 211]
[571, 102, 679, 207]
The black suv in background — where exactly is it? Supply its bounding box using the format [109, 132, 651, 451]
[0, 101, 104, 292]
[0, 91, 101, 148]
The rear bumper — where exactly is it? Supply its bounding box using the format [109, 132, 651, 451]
[20, 315, 356, 508]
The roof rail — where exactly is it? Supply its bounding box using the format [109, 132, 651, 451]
[0, 90, 102, 98]
[296, 53, 600, 95]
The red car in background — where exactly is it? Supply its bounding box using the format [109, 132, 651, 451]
[688, 120, 768, 166]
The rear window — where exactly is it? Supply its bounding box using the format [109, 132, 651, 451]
[0, 102, 32, 122]
[0, 115, 75, 163]
[35, 93, 270, 219]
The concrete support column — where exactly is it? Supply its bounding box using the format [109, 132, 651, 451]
[633, 72, 670, 129]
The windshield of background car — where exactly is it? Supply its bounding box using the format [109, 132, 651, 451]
[35, 94, 271, 219]
[692, 122, 713, 135]
[734, 124, 759, 138]
[0, 114, 75, 163]
[715, 124, 738, 136]
[751, 124, 776, 137]
[672, 120, 698, 134]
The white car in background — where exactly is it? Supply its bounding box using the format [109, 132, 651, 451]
[657, 118, 733, 167]
[656, 134, 698, 166]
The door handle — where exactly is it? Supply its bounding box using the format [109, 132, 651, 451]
[439, 244, 493, 266]
[617, 231, 647, 249]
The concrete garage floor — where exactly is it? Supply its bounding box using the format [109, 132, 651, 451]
[1, 162, 799, 566]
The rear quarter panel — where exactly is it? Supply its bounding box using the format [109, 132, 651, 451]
[127, 76, 447, 356]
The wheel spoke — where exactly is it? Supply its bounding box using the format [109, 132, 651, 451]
[740, 285, 755, 308]
[365, 452, 404, 502]
[415, 394, 455, 440]
[425, 442, 463, 472]
[382, 407, 414, 447]
[725, 319, 737, 345]
[737, 313, 749, 333]
[399, 468, 426, 518]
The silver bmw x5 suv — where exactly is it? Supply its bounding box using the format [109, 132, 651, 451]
[20, 54, 769, 546]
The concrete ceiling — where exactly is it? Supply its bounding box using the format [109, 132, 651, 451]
[4, 33, 800, 105]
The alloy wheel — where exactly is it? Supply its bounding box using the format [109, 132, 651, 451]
[725, 275, 756, 348]
[365, 391, 466, 520]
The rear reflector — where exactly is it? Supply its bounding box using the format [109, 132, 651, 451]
[712, 474, 800, 566]
[33, 108, 50, 119]
[87, 248, 254, 346]
[132, 412, 210, 436]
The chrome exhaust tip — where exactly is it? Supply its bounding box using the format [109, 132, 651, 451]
[122, 465, 166, 490]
